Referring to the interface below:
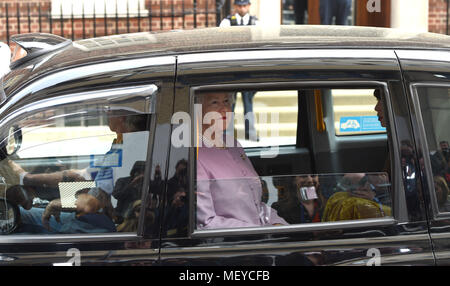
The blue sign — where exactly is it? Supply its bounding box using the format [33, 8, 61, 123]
[339, 116, 386, 133]
[90, 148, 123, 168]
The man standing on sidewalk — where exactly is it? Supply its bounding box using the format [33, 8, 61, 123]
[219, 0, 259, 141]
[219, 0, 259, 27]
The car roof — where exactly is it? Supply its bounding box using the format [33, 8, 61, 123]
[3, 25, 450, 96]
[18, 25, 450, 66]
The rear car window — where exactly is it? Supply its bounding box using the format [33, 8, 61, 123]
[192, 87, 393, 233]
[415, 86, 450, 213]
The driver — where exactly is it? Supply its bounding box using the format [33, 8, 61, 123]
[17, 187, 116, 234]
[0, 112, 147, 233]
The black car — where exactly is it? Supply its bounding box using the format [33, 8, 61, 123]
[0, 25, 449, 266]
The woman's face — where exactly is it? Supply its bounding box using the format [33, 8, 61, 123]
[235, 4, 250, 17]
[295, 175, 319, 188]
[201, 92, 233, 133]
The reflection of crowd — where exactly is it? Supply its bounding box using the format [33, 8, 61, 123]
[431, 140, 450, 211]
[269, 172, 392, 224]
[272, 175, 324, 224]
[162, 159, 189, 237]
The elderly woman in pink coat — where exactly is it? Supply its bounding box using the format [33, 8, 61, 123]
[196, 91, 287, 229]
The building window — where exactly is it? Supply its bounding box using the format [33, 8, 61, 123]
[51, 0, 148, 18]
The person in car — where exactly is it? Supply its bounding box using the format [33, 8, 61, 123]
[322, 89, 392, 221]
[322, 173, 392, 221]
[196, 91, 287, 229]
[17, 187, 116, 234]
[272, 175, 324, 224]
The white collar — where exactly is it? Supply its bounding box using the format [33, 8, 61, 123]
[234, 13, 250, 25]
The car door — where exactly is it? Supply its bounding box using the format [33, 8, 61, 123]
[0, 56, 175, 265]
[158, 48, 434, 266]
[398, 49, 450, 265]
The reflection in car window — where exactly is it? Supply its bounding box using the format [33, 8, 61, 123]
[0, 101, 152, 235]
[195, 173, 392, 230]
[193, 88, 393, 231]
[232, 90, 298, 148]
[332, 89, 386, 136]
[416, 86, 450, 212]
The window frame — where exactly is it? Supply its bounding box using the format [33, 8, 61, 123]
[0, 84, 157, 243]
[188, 80, 403, 238]
[410, 82, 450, 221]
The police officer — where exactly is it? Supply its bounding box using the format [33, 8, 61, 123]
[219, 0, 259, 27]
[220, 0, 259, 141]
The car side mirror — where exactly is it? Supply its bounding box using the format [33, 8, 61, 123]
[0, 198, 19, 234]
[6, 126, 22, 156]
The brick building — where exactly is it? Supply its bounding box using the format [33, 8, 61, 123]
[0, 0, 449, 44]
[429, 0, 449, 34]
[0, 0, 219, 43]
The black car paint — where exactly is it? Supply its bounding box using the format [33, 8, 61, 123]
[0, 26, 449, 265]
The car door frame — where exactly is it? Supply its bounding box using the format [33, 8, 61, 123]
[0, 55, 176, 266]
[158, 48, 435, 266]
[397, 49, 450, 265]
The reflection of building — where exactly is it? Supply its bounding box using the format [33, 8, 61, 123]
[0, 0, 218, 43]
[278, 0, 448, 34]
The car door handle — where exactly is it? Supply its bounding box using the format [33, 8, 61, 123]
[0, 254, 17, 262]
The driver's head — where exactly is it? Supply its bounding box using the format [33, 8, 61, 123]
[107, 112, 147, 133]
[374, 89, 387, 128]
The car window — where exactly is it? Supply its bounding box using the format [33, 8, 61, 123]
[415, 86, 450, 213]
[193, 87, 393, 231]
[0, 89, 154, 235]
[333, 89, 386, 136]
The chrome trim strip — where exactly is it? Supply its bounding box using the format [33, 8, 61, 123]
[178, 49, 397, 64]
[191, 80, 389, 91]
[191, 218, 397, 238]
[0, 233, 141, 244]
[164, 232, 428, 254]
[3, 56, 174, 114]
[409, 82, 450, 221]
[188, 80, 406, 237]
[0, 84, 157, 131]
[396, 50, 450, 63]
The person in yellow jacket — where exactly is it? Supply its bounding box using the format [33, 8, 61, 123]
[322, 173, 391, 222]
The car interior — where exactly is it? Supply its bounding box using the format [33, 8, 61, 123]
[194, 87, 393, 230]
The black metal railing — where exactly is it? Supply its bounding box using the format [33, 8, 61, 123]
[0, 0, 231, 44]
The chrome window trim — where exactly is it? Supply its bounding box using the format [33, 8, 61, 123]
[188, 80, 406, 238]
[0, 84, 157, 131]
[191, 218, 397, 238]
[409, 82, 450, 221]
[162, 232, 430, 258]
[396, 50, 450, 63]
[0, 84, 158, 243]
[2, 56, 174, 113]
[178, 49, 397, 64]
[0, 233, 142, 244]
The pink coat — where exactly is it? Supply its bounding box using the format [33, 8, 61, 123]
[196, 137, 287, 229]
